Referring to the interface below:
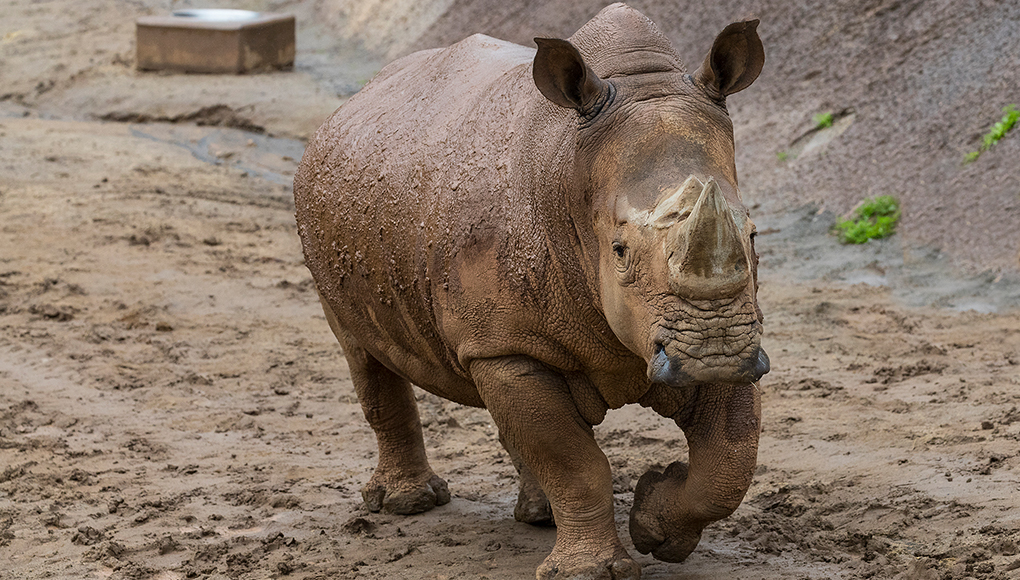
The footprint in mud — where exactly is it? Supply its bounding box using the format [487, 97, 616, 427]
[28, 303, 76, 321]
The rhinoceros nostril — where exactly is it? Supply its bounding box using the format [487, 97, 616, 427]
[647, 343, 672, 385]
[752, 348, 770, 381]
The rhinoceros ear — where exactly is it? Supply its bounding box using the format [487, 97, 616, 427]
[693, 20, 765, 99]
[533, 38, 610, 115]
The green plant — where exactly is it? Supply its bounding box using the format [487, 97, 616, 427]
[777, 151, 789, 161]
[963, 104, 1019, 164]
[834, 195, 900, 244]
[813, 111, 834, 129]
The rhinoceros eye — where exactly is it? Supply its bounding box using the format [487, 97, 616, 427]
[612, 241, 627, 259]
[611, 241, 633, 278]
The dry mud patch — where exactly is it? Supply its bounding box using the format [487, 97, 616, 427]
[2, 122, 1020, 579]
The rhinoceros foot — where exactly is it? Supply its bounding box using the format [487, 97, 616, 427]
[362, 474, 451, 515]
[628, 462, 700, 563]
[514, 483, 554, 525]
[537, 549, 640, 580]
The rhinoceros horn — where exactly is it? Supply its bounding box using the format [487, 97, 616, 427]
[668, 178, 750, 300]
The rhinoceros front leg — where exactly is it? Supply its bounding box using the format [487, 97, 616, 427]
[472, 356, 640, 580]
[319, 296, 450, 515]
[629, 382, 760, 562]
[498, 432, 554, 525]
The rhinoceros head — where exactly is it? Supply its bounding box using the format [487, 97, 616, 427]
[534, 18, 769, 388]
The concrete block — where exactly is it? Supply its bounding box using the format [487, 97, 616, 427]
[136, 9, 295, 74]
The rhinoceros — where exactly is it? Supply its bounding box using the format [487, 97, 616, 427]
[294, 3, 767, 578]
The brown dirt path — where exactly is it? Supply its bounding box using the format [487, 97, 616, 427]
[3, 115, 1020, 580]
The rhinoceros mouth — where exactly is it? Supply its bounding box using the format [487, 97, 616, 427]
[647, 340, 768, 387]
[646, 307, 766, 387]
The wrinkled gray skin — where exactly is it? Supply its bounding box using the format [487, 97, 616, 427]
[294, 4, 767, 579]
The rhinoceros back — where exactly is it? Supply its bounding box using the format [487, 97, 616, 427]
[295, 35, 575, 404]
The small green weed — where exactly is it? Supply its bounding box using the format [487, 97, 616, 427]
[813, 111, 834, 129]
[834, 195, 900, 244]
[777, 151, 789, 161]
[963, 104, 1019, 164]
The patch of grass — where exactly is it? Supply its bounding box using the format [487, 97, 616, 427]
[834, 195, 900, 244]
[963, 104, 1019, 164]
[777, 151, 789, 161]
[813, 111, 834, 130]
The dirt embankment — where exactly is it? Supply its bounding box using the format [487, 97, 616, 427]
[406, 0, 1020, 273]
[6, 0, 1019, 274]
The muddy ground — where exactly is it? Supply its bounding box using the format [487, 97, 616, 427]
[2, 1, 1020, 579]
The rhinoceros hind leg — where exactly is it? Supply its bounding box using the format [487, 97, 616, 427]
[363, 473, 451, 515]
[319, 295, 449, 516]
[499, 432, 553, 525]
[345, 345, 450, 515]
[515, 484, 553, 526]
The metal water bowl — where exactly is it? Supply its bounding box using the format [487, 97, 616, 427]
[171, 9, 262, 21]
[136, 8, 295, 73]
